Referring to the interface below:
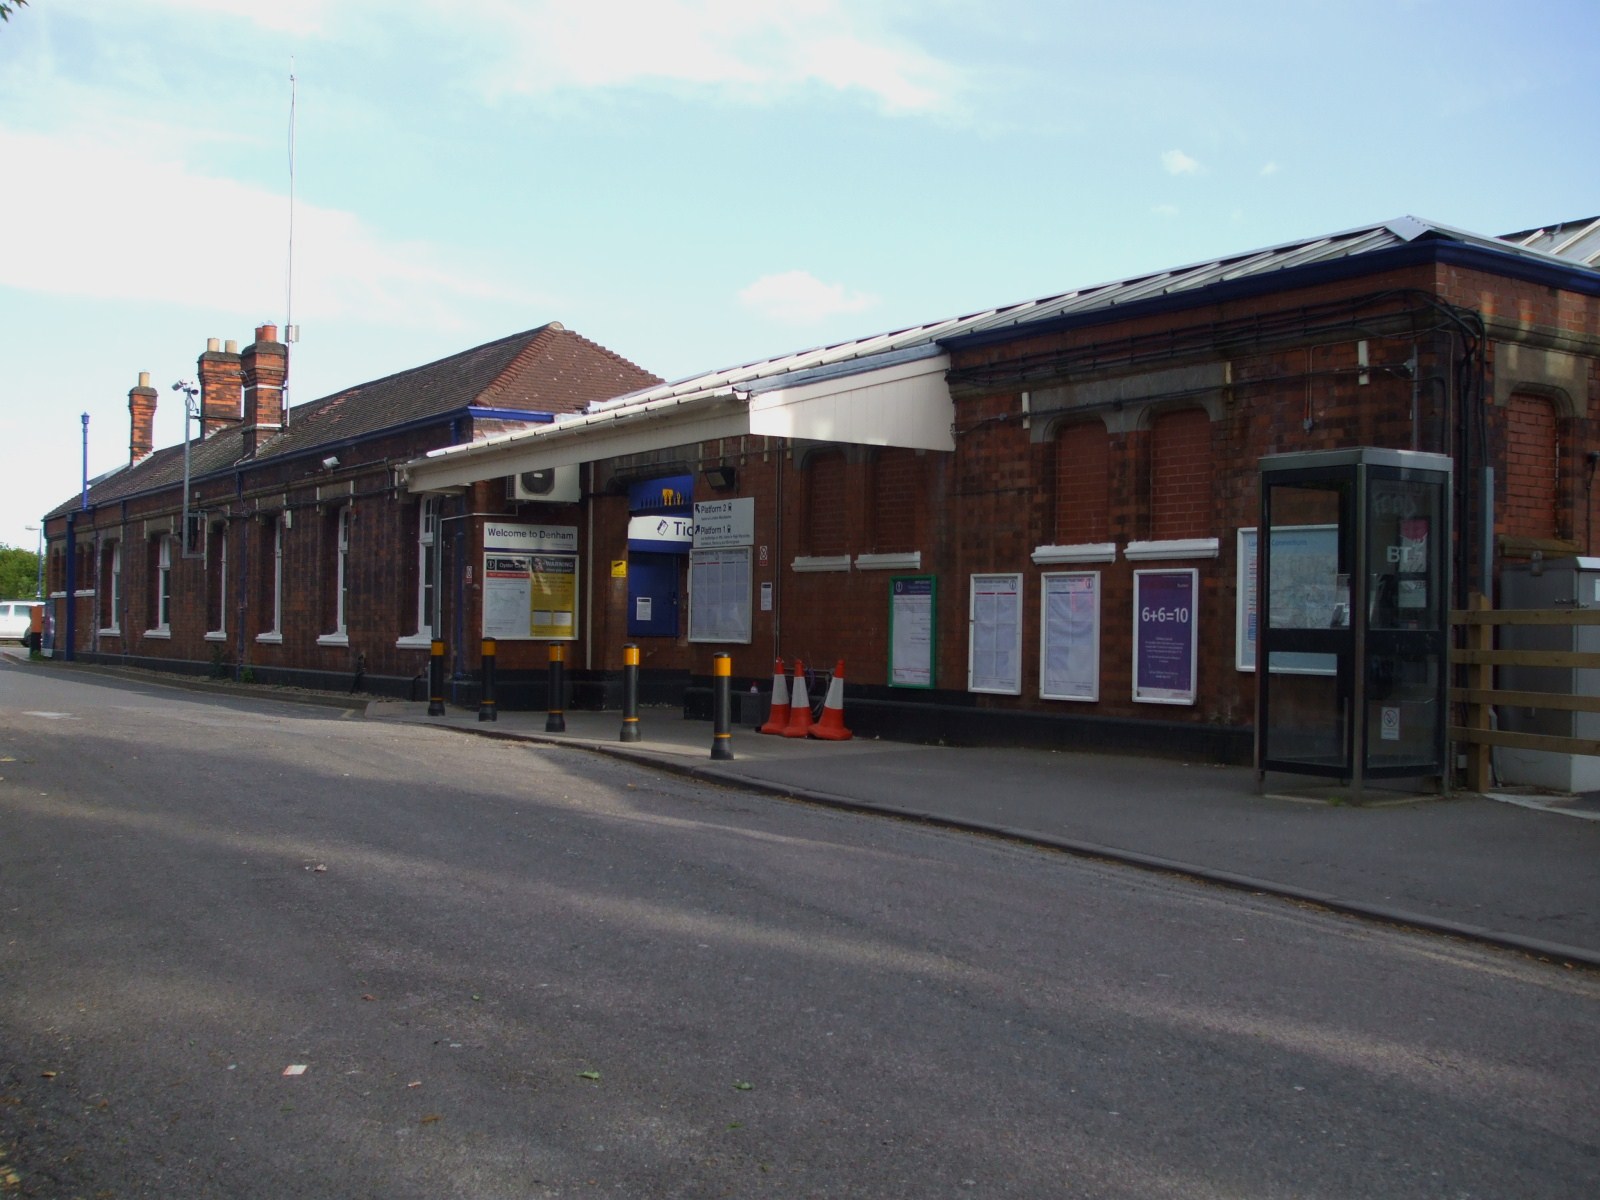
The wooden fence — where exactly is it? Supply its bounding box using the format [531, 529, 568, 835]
[1450, 592, 1600, 792]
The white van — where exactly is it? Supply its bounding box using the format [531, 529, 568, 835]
[0, 600, 43, 642]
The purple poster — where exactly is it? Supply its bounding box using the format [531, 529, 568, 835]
[1134, 569, 1197, 705]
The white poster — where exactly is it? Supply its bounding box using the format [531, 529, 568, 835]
[483, 555, 533, 639]
[968, 573, 1022, 695]
[1040, 572, 1099, 701]
[889, 576, 935, 688]
[689, 547, 752, 643]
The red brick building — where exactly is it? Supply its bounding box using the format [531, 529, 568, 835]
[41, 323, 660, 695]
[45, 216, 1600, 763]
[404, 215, 1600, 761]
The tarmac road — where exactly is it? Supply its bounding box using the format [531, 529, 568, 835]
[3, 664, 1599, 1198]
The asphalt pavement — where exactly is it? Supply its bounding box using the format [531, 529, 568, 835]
[366, 693, 1600, 972]
[7, 646, 1600, 970]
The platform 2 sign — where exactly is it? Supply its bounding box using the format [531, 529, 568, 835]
[1133, 568, 1197, 705]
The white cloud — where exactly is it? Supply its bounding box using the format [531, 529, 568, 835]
[468, 0, 966, 116]
[0, 127, 538, 330]
[1161, 148, 1200, 175]
[1260, 161, 1280, 176]
[738, 270, 878, 325]
[78, 0, 331, 36]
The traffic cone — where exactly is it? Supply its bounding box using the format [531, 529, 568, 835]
[758, 658, 790, 735]
[809, 660, 853, 740]
[781, 658, 813, 738]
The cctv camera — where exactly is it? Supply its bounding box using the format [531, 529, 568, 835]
[322, 455, 340, 470]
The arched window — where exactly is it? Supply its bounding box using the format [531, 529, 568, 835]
[872, 448, 924, 553]
[805, 450, 848, 556]
[1054, 421, 1109, 544]
[1503, 394, 1560, 541]
[1150, 408, 1213, 540]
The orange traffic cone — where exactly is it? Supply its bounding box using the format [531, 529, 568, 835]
[758, 658, 790, 735]
[781, 659, 814, 738]
[809, 660, 853, 740]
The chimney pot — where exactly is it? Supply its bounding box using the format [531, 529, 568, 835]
[207, 338, 220, 353]
[138, 371, 150, 388]
[256, 324, 278, 344]
[225, 339, 238, 354]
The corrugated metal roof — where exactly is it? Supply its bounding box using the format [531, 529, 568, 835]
[1501, 216, 1600, 267]
[590, 214, 1598, 417]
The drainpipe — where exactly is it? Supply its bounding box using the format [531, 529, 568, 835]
[64, 513, 77, 662]
[452, 515, 466, 703]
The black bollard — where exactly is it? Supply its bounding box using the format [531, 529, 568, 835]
[545, 642, 567, 732]
[478, 637, 497, 722]
[427, 639, 446, 716]
[619, 643, 641, 742]
[711, 653, 734, 760]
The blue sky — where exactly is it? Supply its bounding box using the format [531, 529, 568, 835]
[2, 0, 1597, 554]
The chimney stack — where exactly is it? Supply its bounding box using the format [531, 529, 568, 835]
[241, 324, 287, 458]
[197, 336, 243, 439]
[128, 370, 157, 465]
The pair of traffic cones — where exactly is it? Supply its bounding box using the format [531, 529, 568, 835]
[758, 657, 852, 740]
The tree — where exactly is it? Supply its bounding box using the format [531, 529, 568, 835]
[0, 544, 40, 599]
[1, 2, 31, 23]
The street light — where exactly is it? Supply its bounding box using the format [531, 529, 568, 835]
[24, 522, 42, 598]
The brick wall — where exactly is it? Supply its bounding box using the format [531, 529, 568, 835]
[1502, 393, 1559, 540]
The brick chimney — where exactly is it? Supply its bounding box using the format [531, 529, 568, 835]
[128, 371, 157, 465]
[197, 337, 243, 439]
[240, 324, 287, 458]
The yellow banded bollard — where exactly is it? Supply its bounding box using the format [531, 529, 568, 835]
[711, 653, 734, 761]
[427, 639, 446, 716]
[478, 637, 497, 722]
[545, 642, 566, 733]
[619, 643, 641, 742]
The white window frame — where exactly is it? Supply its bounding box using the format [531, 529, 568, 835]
[146, 534, 172, 638]
[99, 539, 122, 636]
[400, 496, 440, 647]
[205, 520, 227, 641]
[259, 514, 285, 644]
[317, 505, 353, 646]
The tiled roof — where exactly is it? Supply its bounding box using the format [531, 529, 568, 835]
[50, 324, 660, 517]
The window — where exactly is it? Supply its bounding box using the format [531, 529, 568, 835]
[99, 540, 121, 633]
[205, 520, 227, 638]
[319, 505, 352, 645]
[259, 514, 284, 642]
[147, 534, 172, 636]
[416, 496, 439, 636]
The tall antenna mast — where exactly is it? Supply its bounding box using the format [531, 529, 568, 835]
[284, 58, 298, 426]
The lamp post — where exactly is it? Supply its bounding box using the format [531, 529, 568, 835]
[172, 380, 200, 556]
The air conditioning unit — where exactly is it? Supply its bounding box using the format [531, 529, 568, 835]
[508, 464, 581, 503]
